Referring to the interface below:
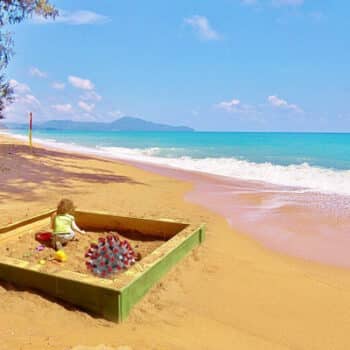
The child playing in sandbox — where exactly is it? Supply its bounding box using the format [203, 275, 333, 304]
[51, 199, 85, 250]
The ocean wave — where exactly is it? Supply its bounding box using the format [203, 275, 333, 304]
[97, 146, 350, 196]
[3, 131, 350, 196]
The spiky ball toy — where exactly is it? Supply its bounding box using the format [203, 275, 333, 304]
[85, 234, 136, 278]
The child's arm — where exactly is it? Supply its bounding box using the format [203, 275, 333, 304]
[72, 219, 85, 234]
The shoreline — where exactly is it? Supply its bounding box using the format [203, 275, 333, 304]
[3, 129, 350, 196]
[3, 131, 350, 268]
[2, 133, 350, 349]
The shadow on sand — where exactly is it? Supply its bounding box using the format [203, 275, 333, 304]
[0, 143, 144, 202]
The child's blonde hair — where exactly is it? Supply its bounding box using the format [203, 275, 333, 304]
[56, 199, 75, 215]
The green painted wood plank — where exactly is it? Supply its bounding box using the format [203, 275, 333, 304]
[119, 225, 206, 321]
[0, 210, 205, 323]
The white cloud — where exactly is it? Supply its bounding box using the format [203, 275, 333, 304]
[184, 15, 220, 41]
[68, 76, 94, 90]
[52, 104, 73, 113]
[268, 95, 302, 112]
[16, 94, 41, 106]
[52, 82, 65, 90]
[217, 96, 302, 114]
[32, 10, 110, 25]
[5, 80, 40, 119]
[215, 98, 261, 122]
[78, 101, 95, 113]
[4, 80, 43, 121]
[216, 98, 257, 115]
[9, 79, 31, 94]
[216, 99, 243, 112]
[29, 67, 47, 78]
[4, 95, 41, 122]
[80, 90, 102, 102]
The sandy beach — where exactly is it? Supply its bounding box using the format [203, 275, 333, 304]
[2, 133, 350, 350]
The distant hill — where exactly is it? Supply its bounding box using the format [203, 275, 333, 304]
[6, 116, 194, 132]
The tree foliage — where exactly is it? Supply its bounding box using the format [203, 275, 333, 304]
[0, 0, 58, 119]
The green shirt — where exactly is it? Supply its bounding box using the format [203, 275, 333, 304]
[54, 214, 74, 234]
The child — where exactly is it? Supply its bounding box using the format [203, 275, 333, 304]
[51, 199, 85, 250]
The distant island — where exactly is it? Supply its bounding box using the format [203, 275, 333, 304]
[5, 116, 194, 132]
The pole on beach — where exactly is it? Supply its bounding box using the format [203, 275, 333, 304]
[29, 112, 33, 150]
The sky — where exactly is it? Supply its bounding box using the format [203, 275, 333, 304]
[4, 0, 350, 131]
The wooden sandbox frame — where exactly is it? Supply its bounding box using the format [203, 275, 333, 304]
[0, 210, 205, 322]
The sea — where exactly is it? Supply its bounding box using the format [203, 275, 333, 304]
[6, 129, 350, 196]
[4, 129, 350, 267]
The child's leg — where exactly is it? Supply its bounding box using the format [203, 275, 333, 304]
[52, 231, 75, 250]
[63, 230, 75, 241]
[51, 235, 63, 250]
[59, 231, 75, 245]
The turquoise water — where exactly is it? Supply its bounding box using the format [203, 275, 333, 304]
[10, 129, 350, 169]
[6, 129, 350, 195]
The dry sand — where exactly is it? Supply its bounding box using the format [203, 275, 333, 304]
[0, 229, 158, 277]
[1, 134, 350, 350]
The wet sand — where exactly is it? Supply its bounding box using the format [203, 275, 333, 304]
[119, 159, 350, 268]
[1, 134, 350, 350]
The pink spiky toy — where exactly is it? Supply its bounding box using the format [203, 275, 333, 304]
[85, 234, 137, 277]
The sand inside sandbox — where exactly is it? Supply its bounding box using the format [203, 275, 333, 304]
[0, 226, 164, 278]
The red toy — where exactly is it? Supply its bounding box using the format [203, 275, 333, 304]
[35, 232, 53, 242]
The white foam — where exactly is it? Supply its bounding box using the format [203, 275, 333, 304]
[3, 131, 350, 196]
[97, 147, 350, 196]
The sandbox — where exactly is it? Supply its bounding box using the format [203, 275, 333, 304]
[0, 210, 205, 322]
